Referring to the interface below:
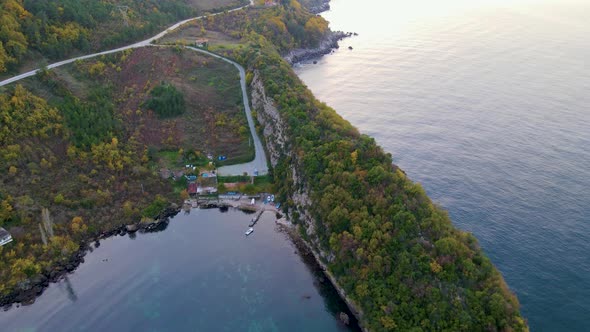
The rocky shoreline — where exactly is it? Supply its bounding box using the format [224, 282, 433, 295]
[0, 205, 181, 309]
[283, 0, 357, 65]
[278, 223, 369, 332]
[0, 199, 278, 309]
[283, 30, 353, 65]
[306, 0, 331, 14]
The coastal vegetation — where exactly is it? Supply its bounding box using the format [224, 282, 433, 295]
[197, 2, 528, 331]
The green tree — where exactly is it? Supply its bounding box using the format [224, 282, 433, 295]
[143, 82, 186, 118]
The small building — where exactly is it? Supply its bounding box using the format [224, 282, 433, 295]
[201, 172, 217, 178]
[0, 227, 13, 246]
[188, 182, 197, 195]
[195, 38, 209, 48]
[197, 174, 218, 195]
[197, 186, 218, 195]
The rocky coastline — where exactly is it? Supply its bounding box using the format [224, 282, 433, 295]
[283, 30, 352, 65]
[0, 205, 181, 309]
[0, 199, 277, 309]
[306, 0, 331, 14]
[278, 223, 368, 332]
[282, 0, 357, 65]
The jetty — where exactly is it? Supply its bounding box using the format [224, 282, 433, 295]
[248, 210, 264, 227]
[183, 194, 279, 214]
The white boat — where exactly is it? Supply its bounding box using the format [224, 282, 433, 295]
[245, 227, 254, 236]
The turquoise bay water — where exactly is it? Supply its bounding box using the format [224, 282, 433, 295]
[295, 0, 590, 330]
[0, 210, 359, 332]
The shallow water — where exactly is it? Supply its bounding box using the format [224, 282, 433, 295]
[0, 209, 359, 332]
[295, 0, 590, 330]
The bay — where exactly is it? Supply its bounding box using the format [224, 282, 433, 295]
[0, 209, 359, 332]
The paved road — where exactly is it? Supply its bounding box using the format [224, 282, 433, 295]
[184, 47, 268, 176]
[0, 1, 252, 87]
[0, 1, 268, 176]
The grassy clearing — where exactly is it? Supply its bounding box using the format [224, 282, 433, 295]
[217, 175, 273, 194]
[158, 23, 247, 51]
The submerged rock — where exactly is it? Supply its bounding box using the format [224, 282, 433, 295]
[339, 312, 350, 325]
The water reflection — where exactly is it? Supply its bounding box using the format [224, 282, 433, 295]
[61, 277, 78, 303]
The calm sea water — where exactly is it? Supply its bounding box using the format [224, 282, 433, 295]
[0, 209, 359, 332]
[295, 0, 590, 331]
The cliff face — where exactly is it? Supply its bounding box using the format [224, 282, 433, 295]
[251, 72, 316, 250]
[250, 72, 367, 329]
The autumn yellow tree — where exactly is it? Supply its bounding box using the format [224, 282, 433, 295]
[70, 216, 88, 234]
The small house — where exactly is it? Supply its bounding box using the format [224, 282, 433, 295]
[188, 182, 197, 195]
[195, 38, 209, 48]
[197, 186, 218, 195]
[0, 227, 13, 246]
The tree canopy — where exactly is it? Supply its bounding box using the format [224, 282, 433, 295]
[144, 82, 186, 119]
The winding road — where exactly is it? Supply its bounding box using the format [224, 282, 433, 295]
[0, 0, 268, 176]
[184, 47, 268, 176]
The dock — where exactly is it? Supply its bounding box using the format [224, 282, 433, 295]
[248, 210, 264, 227]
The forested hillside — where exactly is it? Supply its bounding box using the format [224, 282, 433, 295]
[0, 0, 247, 74]
[199, 2, 528, 330]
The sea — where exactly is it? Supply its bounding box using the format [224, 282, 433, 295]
[294, 0, 590, 331]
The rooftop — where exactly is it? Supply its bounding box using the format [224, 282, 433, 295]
[0, 227, 13, 246]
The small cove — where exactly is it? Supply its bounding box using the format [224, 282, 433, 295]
[0, 209, 359, 332]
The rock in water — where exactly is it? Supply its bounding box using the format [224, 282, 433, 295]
[126, 224, 138, 233]
[339, 312, 350, 325]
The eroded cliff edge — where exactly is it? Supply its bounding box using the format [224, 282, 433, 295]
[251, 72, 367, 329]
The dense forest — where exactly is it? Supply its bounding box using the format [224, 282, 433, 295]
[201, 2, 528, 331]
[0, 0, 247, 74]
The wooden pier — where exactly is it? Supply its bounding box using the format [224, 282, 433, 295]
[249, 210, 264, 227]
